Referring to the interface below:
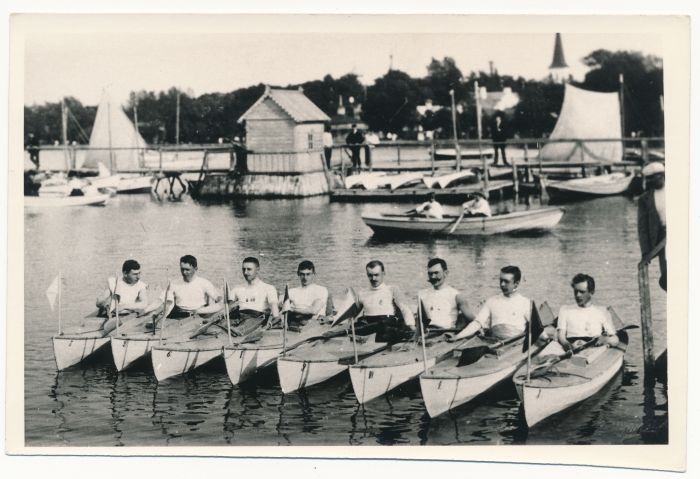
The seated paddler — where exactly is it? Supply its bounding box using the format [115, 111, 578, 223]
[162, 254, 223, 320]
[448, 265, 543, 343]
[282, 260, 334, 331]
[355, 260, 415, 344]
[226, 256, 280, 336]
[96, 259, 149, 317]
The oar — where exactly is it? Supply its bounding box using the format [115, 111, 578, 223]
[447, 210, 466, 234]
[529, 323, 639, 379]
[417, 295, 429, 372]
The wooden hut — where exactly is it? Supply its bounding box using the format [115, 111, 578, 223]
[235, 86, 331, 197]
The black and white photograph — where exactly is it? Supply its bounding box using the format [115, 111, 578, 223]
[5, 11, 691, 473]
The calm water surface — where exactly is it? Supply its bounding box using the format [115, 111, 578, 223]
[24, 194, 668, 446]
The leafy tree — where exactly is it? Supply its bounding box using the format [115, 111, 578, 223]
[364, 69, 421, 136]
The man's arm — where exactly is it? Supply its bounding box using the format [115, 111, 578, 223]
[596, 309, 620, 347]
[268, 286, 281, 319]
[455, 293, 475, 324]
[556, 307, 572, 351]
[454, 301, 488, 340]
[391, 286, 415, 329]
[95, 278, 115, 309]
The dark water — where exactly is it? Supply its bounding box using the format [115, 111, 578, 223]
[24, 194, 668, 446]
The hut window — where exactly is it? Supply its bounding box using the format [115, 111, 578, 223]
[307, 133, 313, 149]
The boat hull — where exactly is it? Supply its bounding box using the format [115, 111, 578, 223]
[277, 357, 348, 393]
[111, 336, 158, 372]
[545, 172, 634, 199]
[25, 193, 110, 207]
[53, 334, 111, 370]
[151, 336, 227, 381]
[362, 207, 564, 236]
[224, 346, 281, 385]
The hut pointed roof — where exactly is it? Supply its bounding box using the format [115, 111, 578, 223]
[239, 86, 330, 124]
[549, 33, 568, 69]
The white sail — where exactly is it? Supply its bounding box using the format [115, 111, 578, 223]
[81, 89, 147, 171]
[540, 84, 622, 163]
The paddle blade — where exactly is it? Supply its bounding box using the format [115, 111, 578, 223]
[330, 288, 361, 327]
[418, 297, 430, 330]
[456, 345, 490, 367]
[608, 306, 625, 331]
[523, 301, 545, 353]
[539, 301, 556, 327]
[281, 284, 291, 314]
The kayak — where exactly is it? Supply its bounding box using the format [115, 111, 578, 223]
[419, 335, 548, 418]
[277, 333, 387, 394]
[223, 321, 340, 385]
[512, 330, 629, 428]
[349, 334, 467, 404]
[362, 207, 564, 237]
[423, 170, 477, 189]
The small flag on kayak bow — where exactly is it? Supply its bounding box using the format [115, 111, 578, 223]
[281, 284, 291, 313]
[46, 274, 60, 311]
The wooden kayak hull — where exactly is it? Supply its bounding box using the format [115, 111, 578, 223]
[419, 338, 544, 418]
[349, 339, 463, 404]
[151, 335, 227, 381]
[110, 335, 159, 372]
[362, 207, 564, 237]
[52, 334, 111, 370]
[512, 336, 628, 427]
[277, 335, 387, 393]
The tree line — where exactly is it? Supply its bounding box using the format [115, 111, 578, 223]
[24, 49, 663, 147]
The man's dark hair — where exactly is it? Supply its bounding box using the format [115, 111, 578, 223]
[427, 258, 447, 271]
[180, 255, 197, 269]
[366, 260, 385, 272]
[500, 265, 521, 283]
[122, 259, 140, 274]
[243, 256, 260, 268]
[571, 273, 595, 294]
[297, 260, 315, 273]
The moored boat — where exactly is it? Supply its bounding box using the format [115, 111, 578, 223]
[344, 172, 388, 190]
[277, 333, 387, 394]
[362, 207, 564, 237]
[422, 170, 477, 189]
[349, 334, 467, 404]
[53, 332, 111, 370]
[544, 171, 634, 199]
[512, 330, 629, 428]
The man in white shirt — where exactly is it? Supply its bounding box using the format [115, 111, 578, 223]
[96, 259, 149, 316]
[227, 256, 280, 335]
[283, 260, 333, 330]
[452, 265, 534, 341]
[556, 273, 619, 353]
[417, 258, 474, 332]
[411, 192, 444, 219]
[164, 255, 222, 319]
[461, 192, 492, 217]
[356, 260, 415, 343]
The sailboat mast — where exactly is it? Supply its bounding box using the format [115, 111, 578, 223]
[175, 89, 181, 146]
[107, 100, 114, 173]
[61, 98, 69, 171]
[133, 95, 143, 168]
[619, 73, 625, 138]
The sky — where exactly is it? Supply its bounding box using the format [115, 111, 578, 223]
[24, 30, 664, 107]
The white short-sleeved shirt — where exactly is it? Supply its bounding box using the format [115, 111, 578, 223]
[108, 277, 147, 309]
[475, 292, 531, 334]
[228, 278, 278, 313]
[417, 201, 444, 219]
[289, 284, 329, 315]
[323, 132, 333, 148]
[419, 285, 460, 329]
[166, 276, 220, 311]
[557, 304, 616, 338]
[462, 197, 492, 217]
[359, 283, 398, 317]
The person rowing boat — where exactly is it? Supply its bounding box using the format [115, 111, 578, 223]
[417, 257, 474, 335]
[226, 256, 280, 336]
[461, 191, 492, 218]
[355, 260, 415, 344]
[283, 260, 334, 330]
[407, 192, 444, 219]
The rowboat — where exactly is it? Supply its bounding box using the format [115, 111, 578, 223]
[362, 207, 564, 237]
[349, 334, 466, 404]
[223, 321, 337, 385]
[544, 172, 634, 199]
[423, 170, 477, 189]
[277, 333, 387, 393]
[151, 323, 231, 381]
[512, 331, 629, 428]
[111, 315, 202, 372]
[26, 193, 111, 207]
[419, 335, 549, 418]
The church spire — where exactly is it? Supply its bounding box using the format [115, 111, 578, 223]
[549, 33, 568, 69]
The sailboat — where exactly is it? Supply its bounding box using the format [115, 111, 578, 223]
[80, 89, 155, 194]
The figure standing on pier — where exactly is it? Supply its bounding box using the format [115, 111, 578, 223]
[638, 162, 666, 291]
[345, 123, 365, 171]
[491, 112, 510, 166]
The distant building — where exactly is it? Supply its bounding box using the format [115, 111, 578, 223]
[476, 86, 520, 115]
[549, 33, 571, 83]
[416, 99, 444, 117]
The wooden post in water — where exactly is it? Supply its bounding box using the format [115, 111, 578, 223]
[512, 157, 519, 195]
[450, 89, 461, 172]
[430, 140, 436, 176]
[396, 143, 401, 167]
[158, 147, 163, 173]
[637, 238, 665, 382]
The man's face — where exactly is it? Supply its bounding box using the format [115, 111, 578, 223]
[427, 264, 447, 289]
[180, 263, 196, 282]
[366, 266, 385, 288]
[242, 262, 259, 282]
[298, 268, 314, 287]
[499, 272, 518, 296]
[572, 280, 593, 307]
[123, 268, 141, 285]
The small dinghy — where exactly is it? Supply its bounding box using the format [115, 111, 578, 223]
[544, 171, 634, 199]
